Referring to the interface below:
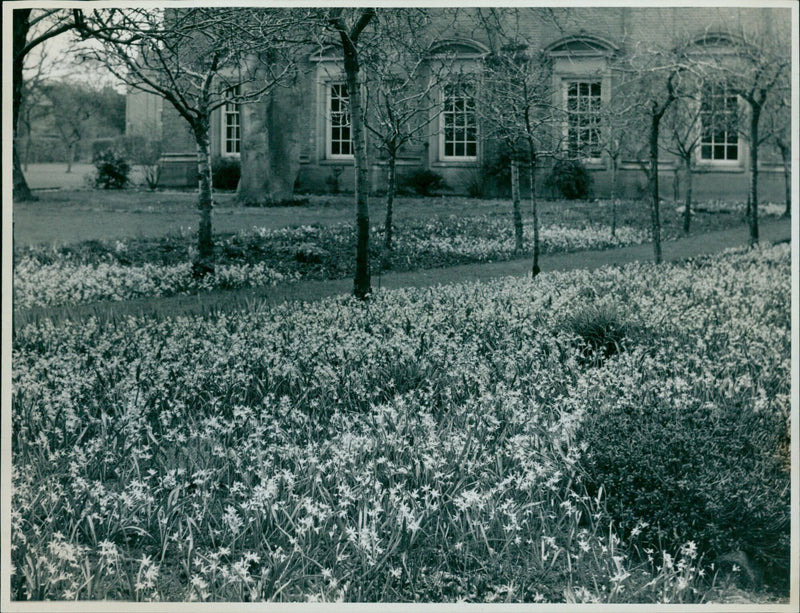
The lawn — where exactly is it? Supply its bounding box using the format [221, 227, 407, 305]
[10, 243, 791, 603]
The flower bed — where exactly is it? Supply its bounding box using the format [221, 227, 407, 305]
[11, 244, 790, 602]
[13, 215, 649, 309]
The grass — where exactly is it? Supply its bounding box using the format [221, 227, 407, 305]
[13, 185, 764, 247]
[10, 243, 791, 603]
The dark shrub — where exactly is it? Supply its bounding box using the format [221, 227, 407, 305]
[212, 156, 241, 190]
[563, 303, 632, 366]
[579, 394, 791, 591]
[547, 159, 592, 200]
[325, 166, 345, 194]
[243, 197, 309, 208]
[480, 147, 531, 197]
[399, 168, 448, 197]
[93, 149, 130, 189]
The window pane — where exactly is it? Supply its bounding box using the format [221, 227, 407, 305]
[466, 142, 477, 157]
[714, 144, 725, 159]
[727, 145, 738, 160]
[445, 142, 454, 156]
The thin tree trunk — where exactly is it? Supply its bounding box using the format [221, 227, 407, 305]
[194, 120, 215, 277]
[610, 155, 618, 238]
[66, 143, 75, 173]
[672, 166, 680, 203]
[528, 153, 540, 277]
[510, 156, 524, 253]
[682, 156, 693, 235]
[383, 149, 397, 268]
[649, 112, 663, 264]
[778, 141, 790, 218]
[749, 104, 760, 246]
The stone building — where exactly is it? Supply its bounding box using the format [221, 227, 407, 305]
[125, 6, 792, 202]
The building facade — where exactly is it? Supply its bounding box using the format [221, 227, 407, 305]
[126, 6, 792, 202]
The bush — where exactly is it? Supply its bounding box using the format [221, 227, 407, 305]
[563, 303, 632, 366]
[92, 149, 130, 189]
[547, 159, 592, 200]
[398, 168, 448, 197]
[579, 394, 791, 591]
[212, 156, 241, 190]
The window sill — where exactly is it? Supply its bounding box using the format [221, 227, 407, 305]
[320, 158, 354, 165]
[432, 159, 479, 168]
[695, 163, 745, 174]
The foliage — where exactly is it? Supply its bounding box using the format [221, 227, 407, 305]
[562, 302, 634, 366]
[211, 157, 241, 191]
[546, 160, 592, 200]
[398, 168, 448, 197]
[11, 244, 790, 602]
[92, 149, 130, 189]
[577, 250, 792, 592]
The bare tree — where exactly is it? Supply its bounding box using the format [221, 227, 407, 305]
[763, 92, 792, 218]
[12, 8, 78, 200]
[360, 9, 456, 266]
[598, 91, 642, 238]
[704, 28, 791, 244]
[40, 80, 123, 172]
[622, 42, 693, 264]
[74, 7, 305, 276]
[662, 82, 703, 234]
[327, 8, 376, 299]
[478, 8, 561, 276]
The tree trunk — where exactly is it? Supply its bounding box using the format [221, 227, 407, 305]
[510, 156, 524, 253]
[610, 155, 618, 238]
[193, 120, 215, 277]
[778, 140, 790, 218]
[12, 10, 35, 201]
[340, 35, 371, 299]
[383, 148, 397, 265]
[683, 155, 693, 235]
[649, 112, 663, 264]
[237, 84, 302, 205]
[66, 142, 75, 173]
[528, 153, 540, 277]
[672, 166, 680, 203]
[748, 104, 760, 246]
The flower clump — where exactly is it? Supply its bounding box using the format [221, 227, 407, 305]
[11, 243, 790, 602]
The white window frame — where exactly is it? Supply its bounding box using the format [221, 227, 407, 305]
[439, 82, 478, 162]
[563, 79, 603, 161]
[221, 86, 241, 157]
[326, 82, 354, 160]
[698, 82, 740, 165]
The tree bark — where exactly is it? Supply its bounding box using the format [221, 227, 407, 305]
[237, 84, 301, 205]
[333, 10, 375, 299]
[748, 104, 760, 246]
[193, 120, 215, 277]
[383, 147, 397, 263]
[13, 10, 35, 201]
[527, 151, 540, 277]
[510, 156, 524, 253]
[610, 155, 618, 238]
[682, 156, 693, 235]
[777, 140, 790, 218]
[649, 111, 663, 264]
[66, 142, 75, 173]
